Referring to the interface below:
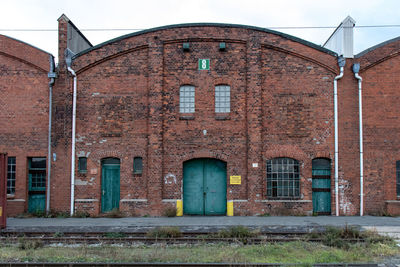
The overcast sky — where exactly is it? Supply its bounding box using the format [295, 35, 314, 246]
[1, 0, 400, 62]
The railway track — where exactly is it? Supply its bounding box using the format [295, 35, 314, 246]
[0, 231, 363, 245]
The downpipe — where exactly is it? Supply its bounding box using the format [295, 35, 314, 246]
[334, 56, 345, 216]
[67, 66, 77, 216]
[352, 63, 364, 216]
[46, 55, 57, 214]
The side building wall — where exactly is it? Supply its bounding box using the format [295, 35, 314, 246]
[0, 34, 50, 216]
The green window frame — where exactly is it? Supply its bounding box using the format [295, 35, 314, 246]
[266, 157, 300, 198]
[7, 157, 16, 195]
[28, 157, 46, 191]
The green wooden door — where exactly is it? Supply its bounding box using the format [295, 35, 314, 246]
[312, 158, 331, 215]
[183, 158, 226, 215]
[28, 158, 46, 213]
[101, 158, 120, 213]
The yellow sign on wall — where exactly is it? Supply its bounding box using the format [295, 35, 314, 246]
[230, 175, 241, 185]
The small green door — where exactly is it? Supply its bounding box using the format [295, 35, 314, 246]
[312, 158, 331, 215]
[28, 158, 46, 213]
[183, 158, 227, 215]
[101, 158, 120, 213]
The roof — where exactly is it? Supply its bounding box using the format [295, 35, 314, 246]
[355, 36, 400, 58]
[73, 22, 337, 59]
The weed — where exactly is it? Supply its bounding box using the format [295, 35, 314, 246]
[162, 207, 177, 217]
[18, 238, 43, 250]
[103, 208, 124, 218]
[104, 232, 126, 238]
[217, 225, 258, 239]
[72, 210, 91, 218]
[53, 232, 64, 238]
[146, 227, 182, 238]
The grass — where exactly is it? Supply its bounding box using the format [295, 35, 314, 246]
[146, 226, 182, 238]
[0, 241, 398, 264]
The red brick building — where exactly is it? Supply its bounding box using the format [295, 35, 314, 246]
[1, 15, 400, 216]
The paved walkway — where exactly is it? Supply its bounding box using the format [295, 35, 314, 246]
[3, 216, 400, 237]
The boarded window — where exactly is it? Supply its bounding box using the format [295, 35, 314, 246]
[179, 85, 195, 113]
[134, 157, 143, 174]
[215, 85, 230, 113]
[7, 157, 16, 194]
[266, 157, 300, 198]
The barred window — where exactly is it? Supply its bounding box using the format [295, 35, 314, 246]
[7, 157, 16, 194]
[78, 157, 87, 173]
[266, 158, 300, 198]
[397, 161, 400, 196]
[215, 85, 230, 113]
[179, 85, 195, 113]
[134, 157, 143, 174]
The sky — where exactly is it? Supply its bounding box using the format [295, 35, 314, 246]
[1, 0, 400, 62]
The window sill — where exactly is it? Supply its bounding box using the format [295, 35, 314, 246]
[7, 194, 15, 199]
[78, 171, 87, 175]
[179, 115, 195, 120]
[215, 114, 230, 120]
[133, 172, 142, 176]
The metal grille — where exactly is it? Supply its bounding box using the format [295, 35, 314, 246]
[7, 157, 16, 194]
[215, 85, 230, 113]
[266, 158, 300, 198]
[397, 161, 400, 196]
[78, 157, 87, 173]
[179, 85, 195, 113]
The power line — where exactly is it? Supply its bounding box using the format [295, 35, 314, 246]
[1, 24, 400, 32]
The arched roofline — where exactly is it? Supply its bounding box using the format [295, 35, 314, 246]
[355, 36, 400, 58]
[0, 34, 52, 72]
[72, 22, 337, 59]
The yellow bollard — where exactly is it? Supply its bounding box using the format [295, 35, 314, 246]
[227, 200, 234, 216]
[176, 199, 183, 216]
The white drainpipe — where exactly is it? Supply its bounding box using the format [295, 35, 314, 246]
[334, 56, 345, 216]
[67, 66, 77, 216]
[353, 63, 364, 216]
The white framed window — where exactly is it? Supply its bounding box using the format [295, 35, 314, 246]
[179, 85, 195, 113]
[215, 85, 230, 113]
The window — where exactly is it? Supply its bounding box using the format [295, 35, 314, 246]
[266, 157, 300, 198]
[133, 157, 143, 174]
[215, 85, 230, 113]
[7, 157, 16, 195]
[397, 161, 400, 196]
[78, 157, 87, 173]
[28, 157, 46, 191]
[179, 85, 195, 113]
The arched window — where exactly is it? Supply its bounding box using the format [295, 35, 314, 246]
[215, 85, 230, 113]
[179, 85, 195, 113]
[266, 157, 300, 198]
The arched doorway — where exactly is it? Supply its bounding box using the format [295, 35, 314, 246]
[101, 158, 120, 213]
[312, 158, 331, 215]
[183, 158, 227, 215]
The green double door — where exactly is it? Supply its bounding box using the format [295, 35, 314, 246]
[183, 158, 227, 215]
[312, 158, 331, 215]
[101, 158, 120, 213]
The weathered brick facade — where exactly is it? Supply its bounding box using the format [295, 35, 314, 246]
[2, 15, 400, 216]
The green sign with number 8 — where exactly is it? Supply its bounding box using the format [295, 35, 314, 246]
[198, 59, 210, 70]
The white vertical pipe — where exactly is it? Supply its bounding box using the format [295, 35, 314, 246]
[68, 67, 77, 216]
[334, 66, 344, 216]
[354, 72, 363, 216]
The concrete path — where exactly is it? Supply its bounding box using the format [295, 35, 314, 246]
[3, 216, 400, 235]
